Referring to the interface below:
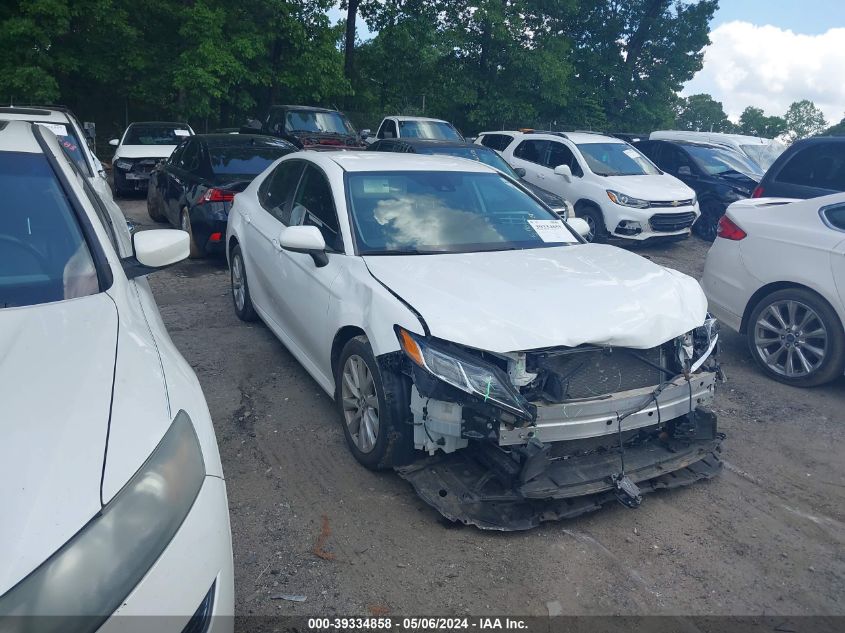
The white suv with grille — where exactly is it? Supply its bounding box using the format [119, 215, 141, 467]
[477, 130, 699, 242]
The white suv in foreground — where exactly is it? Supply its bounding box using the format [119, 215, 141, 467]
[0, 121, 233, 628]
[478, 130, 699, 242]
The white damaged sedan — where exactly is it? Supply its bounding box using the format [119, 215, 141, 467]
[226, 151, 723, 530]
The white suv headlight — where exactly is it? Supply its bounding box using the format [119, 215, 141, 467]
[606, 190, 650, 209]
[0, 411, 205, 629]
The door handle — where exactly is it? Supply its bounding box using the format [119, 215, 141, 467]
[243, 214, 251, 224]
[271, 238, 282, 251]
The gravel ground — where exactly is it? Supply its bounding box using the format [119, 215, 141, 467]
[120, 196, 844, 619]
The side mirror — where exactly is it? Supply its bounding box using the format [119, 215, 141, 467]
[360, 129, 371, 139]
[109, 138, 119, 147]
[678, 165, 692, 176]
[554, 164, 573, 181]
[278, 225, 329, 267]
[514, 167, 526, 178]
[568, 217, 591, 239]
[122, 229, 189, 278]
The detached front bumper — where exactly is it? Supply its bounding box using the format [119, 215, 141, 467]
[398, 410, 722, 531]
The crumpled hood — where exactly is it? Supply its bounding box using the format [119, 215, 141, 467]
[604, 174, 695, 202]
[0, 295, 117, 595]
[364, 244, 707, 353]
[113, 144, 178, 161]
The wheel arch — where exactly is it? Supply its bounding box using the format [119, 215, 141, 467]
[330, 326, 368, 394]
[740, 281, 843, 335]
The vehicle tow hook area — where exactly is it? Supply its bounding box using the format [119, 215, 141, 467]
[396, 412, 723, 531]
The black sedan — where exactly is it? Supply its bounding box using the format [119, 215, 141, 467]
[367, 138, 574, 218]
[147, 134, 297, 257]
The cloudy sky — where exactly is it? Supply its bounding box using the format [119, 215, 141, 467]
[683, 0, 845, 124]
[329, 1, 845, 125]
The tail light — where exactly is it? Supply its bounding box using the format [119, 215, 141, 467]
[751, 185, 764, 198]
[716, 215, 747, 240]
[197, 188, 235, 204]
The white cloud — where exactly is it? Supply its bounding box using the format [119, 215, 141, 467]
[682, 21, 845, 124]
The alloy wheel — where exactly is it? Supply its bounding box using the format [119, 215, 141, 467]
[231, 254, 245, 312]
[341, 355, 380, 453]
[583, 215, 596, 242]
[753, 299, 828, 378]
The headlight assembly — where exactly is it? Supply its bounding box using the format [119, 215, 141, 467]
[0, 411, 205, 631]
[396, 327, 533, 420]
[677, 316, 720, 372]
[606, 190, 650, 209]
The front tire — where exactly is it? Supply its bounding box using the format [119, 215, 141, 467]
[576, 203, 607, 243]
[693, 200, 724, 242]
[146, 184, 167, 223]
[746, 287, 845, 387]
[335, 336, 414, 470]
[230, 244, 258, 322]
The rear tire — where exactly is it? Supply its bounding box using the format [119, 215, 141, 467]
[335, 336, 414, 470]
[746, 287, 845, 387]
[181, 208, 202, 259]
[576, 203, 607, 243]
[230, 245, 258, 322]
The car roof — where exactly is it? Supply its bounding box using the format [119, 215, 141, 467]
[0, 120, 42, 153]
[127, 121, 191, 127]
[481, 130, 623, 144]
[322, 150, 495, 173]
[389, 116, 449, 123]
[269, 105, 339, 113]
[0, 106, 70, 124]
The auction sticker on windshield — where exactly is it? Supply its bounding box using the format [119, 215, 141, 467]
[174, 129, 190, 136]
[527, 219, 573, 243]
[36, 123, 69, 137]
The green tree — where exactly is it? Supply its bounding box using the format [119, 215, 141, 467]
[825, 113, 845, 136]
[676, 93, 733, 132]
[737, 106, 786, 138]
[784, 99, 828, 143]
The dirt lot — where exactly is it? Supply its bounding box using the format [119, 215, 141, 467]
[120, 197, 844, 618]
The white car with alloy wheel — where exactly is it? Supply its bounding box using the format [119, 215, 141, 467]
[0, 121, 233, 628]
[477, 130, 699, 243]
[701, 194, 845, 387]
[226, 151, 723, 530]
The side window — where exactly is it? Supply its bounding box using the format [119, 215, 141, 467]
[267, 109, 285, 134]
[292, 165, 343, 252]
[546, 142, 583, 177]
[778, 143, 845, 191]
[480, 134, 513, 152]
[179, 140, 200, 171]
[660, 145, 693, 174]
[822, 203, 845, 231]
[513, 140, 547, 165]
[168, 142, 186, 167]
[259, 160, 304, 224]
[379, 120, 397, 139]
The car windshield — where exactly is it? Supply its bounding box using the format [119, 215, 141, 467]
[740, 142, 785, 171]
[125, 124, 191, 145]
[577, 142, 660, 176]
[285, 110, 355, 135]
[27, 122, 89, 174]
[1, 151, 99, 308]
[346, 171, 578, 255]
[415, 145, 520, 179]
[398, 120, 462, 141]
[684, 144, 763, 177]
[210, 145, 292, 178]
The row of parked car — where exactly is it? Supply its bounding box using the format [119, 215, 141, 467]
[1, 100, 843, 622]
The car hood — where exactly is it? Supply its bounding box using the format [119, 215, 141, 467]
[0, 295, 117, 595]
[604, 174, 695, 202]
[363, 244, 707, 353]
[114, 145, 178, 160]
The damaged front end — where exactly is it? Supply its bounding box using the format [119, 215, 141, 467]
[392, 320, 725, 530]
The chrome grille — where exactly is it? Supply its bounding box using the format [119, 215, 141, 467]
[650, 199, 694, 208]
[649, 211, 697, 232]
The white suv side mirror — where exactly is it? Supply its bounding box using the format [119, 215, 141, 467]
[568, 217, 591, 239]
[123, 230, 189, 278]
[109, 138, 119, 147]
[554, 164, 572, 182]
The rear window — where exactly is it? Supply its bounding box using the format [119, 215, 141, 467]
[776, 143, 845, 192]
[210, 145, 293, 178]
[1, 152, 98, 308]
[125, 124, 191, 145]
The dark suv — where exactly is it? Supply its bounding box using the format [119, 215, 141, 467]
[245, 105, 365, 149]
[751, 136, 845, 199]
[634, 139, 761, 240]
